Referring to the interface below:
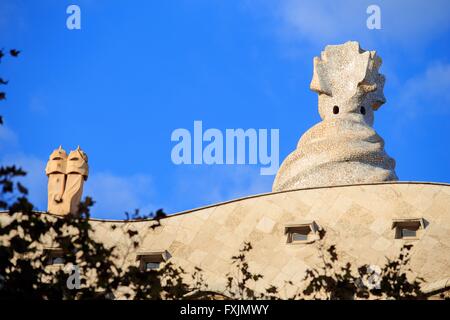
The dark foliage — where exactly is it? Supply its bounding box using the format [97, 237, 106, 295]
[300, 230, 425, 300]
[224, 242, 279, 299]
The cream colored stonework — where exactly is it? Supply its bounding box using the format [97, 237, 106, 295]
[273, 41, 397, 191]
[78, 182, 449, 298]
[2, 183, 447, 298]
[45, 146, 89, 215]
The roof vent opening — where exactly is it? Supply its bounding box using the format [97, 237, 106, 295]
[392, 218, 426, 240]
[285, 221, 320, 244]
[136, 250, 171, 271]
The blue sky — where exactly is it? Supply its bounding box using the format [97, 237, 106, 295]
[1, 0, 450, 219]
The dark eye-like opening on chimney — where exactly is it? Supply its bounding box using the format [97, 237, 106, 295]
[333, 106, 339, 114]
[360, 106, 366, 115]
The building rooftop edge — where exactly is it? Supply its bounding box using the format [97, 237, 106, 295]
[2, 181, 449, 223]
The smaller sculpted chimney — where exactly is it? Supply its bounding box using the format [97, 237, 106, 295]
[46, 146, 89, 215]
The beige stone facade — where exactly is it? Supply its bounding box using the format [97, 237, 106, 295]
[1, 181, 449, 298]
[84, 181, 450, 298]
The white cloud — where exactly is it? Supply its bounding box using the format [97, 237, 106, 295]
[29, 95, 48, 114]
[172, 165, 273, 212]
[1, 153, 48, 210]
[0, 125, 19, 150]
[84, 172, 159, 219]
[396, 63, 450, 118]
[0, 1, 15, 32]
[247, 0, 450, 49]
[275, 0, 363, 43]
[0, 0, 27, 36]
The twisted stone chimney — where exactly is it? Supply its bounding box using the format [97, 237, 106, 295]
[273, 41, 397, 191]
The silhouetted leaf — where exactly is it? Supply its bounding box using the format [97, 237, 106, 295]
[9, 49, 20, 57]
